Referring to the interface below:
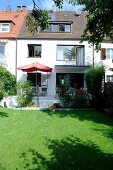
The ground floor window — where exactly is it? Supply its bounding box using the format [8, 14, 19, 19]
[56, 73, 84, 89]
[106, 75, 113, 82]
[27, 73, 41, 87]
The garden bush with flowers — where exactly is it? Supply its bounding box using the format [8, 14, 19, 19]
[57, 85, 89, 108]
[16, 81, 33, 107]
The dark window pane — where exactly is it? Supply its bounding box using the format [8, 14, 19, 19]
[59, 24, 65, 32]
[28, 45, 34, 57]
[28, 44, 41, 58]
[56, 73, 84, 89]
[34, 46, 41, 57]
[27, 73, 41, 87]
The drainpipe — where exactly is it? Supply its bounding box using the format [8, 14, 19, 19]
[15, 39, 17, 81]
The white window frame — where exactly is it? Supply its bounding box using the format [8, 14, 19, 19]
[106, 48, 113, 60]
[56, 45, 84, 65]
[28, 44, 42, 58]
[0, 23, 10, 32]
[43, 23, 71, 33]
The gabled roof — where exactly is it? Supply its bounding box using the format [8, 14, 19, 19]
[0, 9, 28, 38]
[18, 10, 87, 39]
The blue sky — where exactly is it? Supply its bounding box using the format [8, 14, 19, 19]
[0, 0, 83, 11]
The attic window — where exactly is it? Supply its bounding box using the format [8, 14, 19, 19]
[43, 23, 71, 33]
[0, 23, 10, 32]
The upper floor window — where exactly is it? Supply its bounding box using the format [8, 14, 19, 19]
[101, 48, 113, 60]
[0, 45, 5, 58]
[28, 44, 41, 58]
[56, 45, 84, 65]
[106, 49, 113, 59]
[0, 44, 6, 66]
[0, 23, 10, 32]
[43, 23, 71, 33]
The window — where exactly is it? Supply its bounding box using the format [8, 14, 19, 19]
[0, 45, 5, 58]
[65, 25, 71, 32]
[101, 48, 113, 60]
[0, 23, 10, 32]
[28, 44, 41, 58]
[52, 24, 58, 32]
[27, 73, 41, 86]
[106, 75, 113, 82]
[0, 44, 6, 65]
[56, 73, 84, 89]
[43, 23, 71, 33]
[106, 49, 113, 59]
[56, 45, 84, 65]
[59, 24, 65, 32]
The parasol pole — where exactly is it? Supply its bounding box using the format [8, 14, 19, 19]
[47, 72, 48, 96]
[36, 70, 38, 107]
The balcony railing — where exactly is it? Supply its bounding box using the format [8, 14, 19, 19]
[56, 57, 85, 66]
[32, 86, 47, 97]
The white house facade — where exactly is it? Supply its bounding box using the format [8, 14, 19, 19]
[1, 7, 113, 107]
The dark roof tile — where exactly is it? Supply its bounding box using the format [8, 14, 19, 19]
[18, 11, 87, 39]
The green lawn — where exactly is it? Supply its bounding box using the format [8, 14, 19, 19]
[0, 108, 113, 170]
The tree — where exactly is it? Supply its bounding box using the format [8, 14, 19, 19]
[0, 66, 16, 99]
[27, 0, 113, 50]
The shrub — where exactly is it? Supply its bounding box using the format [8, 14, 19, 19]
[17, 81, 33, 107]
[104, 82, 113, 115]
[0, 66, 16, 99]
[74, 89, 88, 108]
[0, 80, 4, 101]
[56, 85, 71, 107]
[85, 65, 105, 109]
[57, 85, 89, 108]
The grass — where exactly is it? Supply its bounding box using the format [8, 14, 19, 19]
[0, 108, 113, 169]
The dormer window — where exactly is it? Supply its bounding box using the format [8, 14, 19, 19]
[0, 23, 10, 32]
[42, 22, 72, 33]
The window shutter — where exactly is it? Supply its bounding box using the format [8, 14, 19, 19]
[101, 48, 106, 60]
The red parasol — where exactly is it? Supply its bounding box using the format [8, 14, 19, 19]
[17, 62, 52, 106]
[17, 62, 52, 72]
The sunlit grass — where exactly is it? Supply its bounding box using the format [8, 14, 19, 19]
[0, 108, 113, 169]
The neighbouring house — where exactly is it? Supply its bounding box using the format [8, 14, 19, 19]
[0, 6, 113, 107]
[0, 5, 27, 76]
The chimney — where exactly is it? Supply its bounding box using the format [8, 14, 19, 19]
[17, 6, 21, 13]
[22, 6, 26, 12]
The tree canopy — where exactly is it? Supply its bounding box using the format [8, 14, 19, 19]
[0, 66, 16, 99]
[27, 0, 113, 50]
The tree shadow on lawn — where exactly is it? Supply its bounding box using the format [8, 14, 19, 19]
[0, 111, 8, 117]
[20, 136, 113, 170]
[43, 109, 113, 127]
[93, 126, 113, 140]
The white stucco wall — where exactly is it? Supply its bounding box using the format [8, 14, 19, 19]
[16, 39, 94, 96]
[1, 37, 113, 99]
[15, 39, 113, 96]
[0, 39, 17, 76]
